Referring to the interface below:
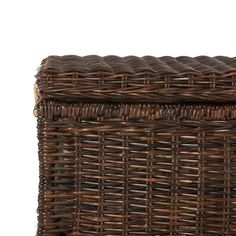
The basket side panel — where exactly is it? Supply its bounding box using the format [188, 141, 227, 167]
[37, 103, 236, 235]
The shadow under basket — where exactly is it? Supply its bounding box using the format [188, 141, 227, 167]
[35, 55, 236, 235]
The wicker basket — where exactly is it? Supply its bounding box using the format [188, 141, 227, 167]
[35, 55, 236, 235]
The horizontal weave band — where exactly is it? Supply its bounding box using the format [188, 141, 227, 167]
[39, 101, 236, 121]
[38, 55, 236, 76]
[35, 55, 236, 104]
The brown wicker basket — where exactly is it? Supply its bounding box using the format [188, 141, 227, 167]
[35, 55, 236, 235]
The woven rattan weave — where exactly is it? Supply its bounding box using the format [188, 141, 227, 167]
[35, 56, 236, 235]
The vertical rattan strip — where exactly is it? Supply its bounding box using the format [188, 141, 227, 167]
[197, 132, 205, 235]
[170, 134, 178, 235]
[121, 110, 129, 235]
[147, 108, 154, 234]
[37, 118, 47, 236]
[230, 134, 236, 234]
[98, 114, 105, 234]
[72, 121, 81, 235]
[223, 135, 230, 235]
[175, 134, 179, 235]
[77, 127, 82, 236]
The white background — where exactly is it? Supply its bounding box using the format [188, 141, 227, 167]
[0, 0, 236, 235]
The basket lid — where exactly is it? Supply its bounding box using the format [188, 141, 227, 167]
[35, 55, 236, 103]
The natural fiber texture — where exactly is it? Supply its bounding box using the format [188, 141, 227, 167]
[36, 55, 236, 103]
[36, 56, 236, 235]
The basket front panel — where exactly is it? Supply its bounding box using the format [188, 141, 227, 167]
[37, 102, 236, 236]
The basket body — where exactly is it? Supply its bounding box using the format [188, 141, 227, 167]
[36, 56, 236, 235]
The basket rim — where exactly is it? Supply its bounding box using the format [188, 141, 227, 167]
[36, 55, 236, 77]
[35, 55, 236, 106]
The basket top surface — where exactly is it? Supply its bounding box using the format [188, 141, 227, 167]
[35, 55, 236, 104]
[37, 55, 236, 76]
